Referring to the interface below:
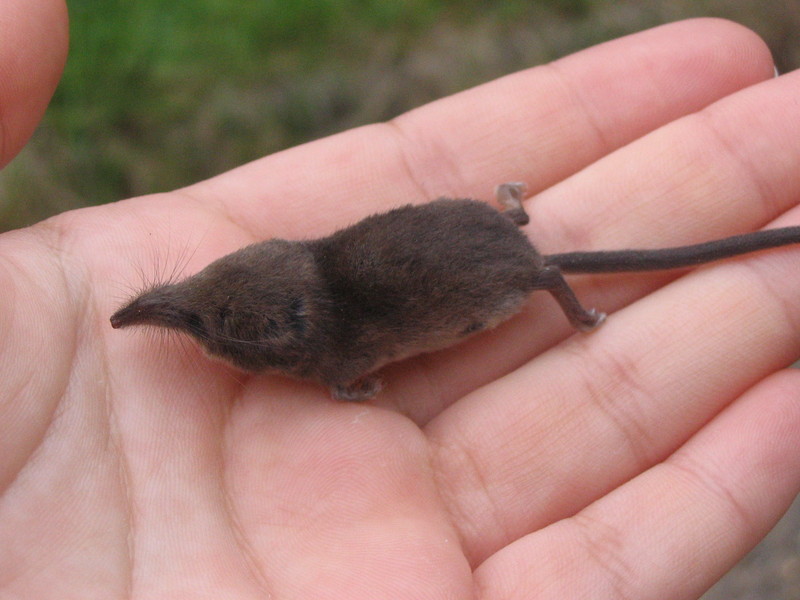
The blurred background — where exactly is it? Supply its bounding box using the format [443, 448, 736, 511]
[0, 1, 798, 596]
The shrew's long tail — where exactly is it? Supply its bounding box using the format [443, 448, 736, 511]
[544, 226, 800, 273]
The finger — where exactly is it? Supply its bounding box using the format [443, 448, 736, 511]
[0, 0, 67, 167]
[427, 69, 800, 563]
[473, 370, 800, 600]
[183, 18, 772, 240]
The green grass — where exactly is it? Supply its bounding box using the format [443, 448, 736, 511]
[0, 0, 796, 231]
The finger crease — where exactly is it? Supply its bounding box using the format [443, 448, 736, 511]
[570, 511, 637, 600]
[220, 426, 275, 597]
[382, 118, 469, 201]
[565, 341, 659, 469]
[666, 456, 755, 536]
[695, 109, 779, 219]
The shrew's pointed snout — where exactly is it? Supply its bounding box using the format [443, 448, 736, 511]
[109, 287, 187, 330]
[110, 296, 161, 329]
[109, 311, 127, 329]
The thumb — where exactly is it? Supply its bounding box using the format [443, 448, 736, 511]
[0, 0, 68, 168]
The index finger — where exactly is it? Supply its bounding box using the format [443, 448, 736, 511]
[186, 18, 773, 241]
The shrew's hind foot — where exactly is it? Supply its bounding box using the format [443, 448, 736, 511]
[576, 308, 607, 332]
[535, 265, 607, 331]
[495, 182, 529, 226]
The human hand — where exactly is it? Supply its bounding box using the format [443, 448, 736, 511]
[2, 7, 799, 598]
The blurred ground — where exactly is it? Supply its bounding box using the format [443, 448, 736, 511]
[704, 496, 800, 600]
[0, 1, 797, 597]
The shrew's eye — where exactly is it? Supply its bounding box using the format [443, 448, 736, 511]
[185, 312, 206, 337]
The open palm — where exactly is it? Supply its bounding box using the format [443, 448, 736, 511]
[3, 7, 800, 599]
